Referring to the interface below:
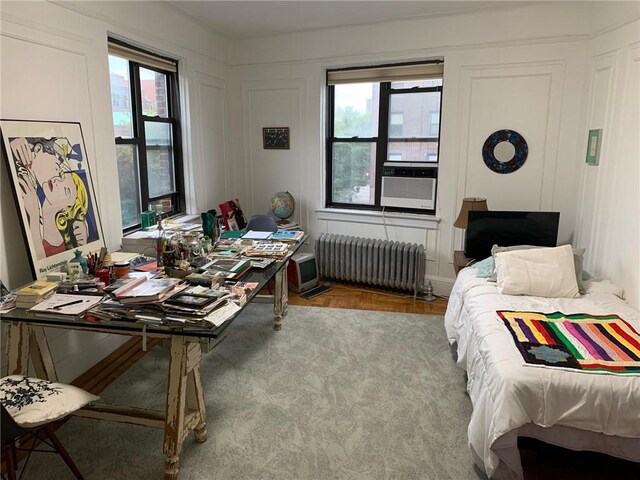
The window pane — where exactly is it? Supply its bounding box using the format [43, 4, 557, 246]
[334, 83, 378, 138]
[391, 79, 443, 89]
[140, 67, 169, 117]
[389, 112, 403, 137]
[116, 144, 141, 228]
[108, 55, 133, 138]
[145, 122, 175, 198]
[332, 142, 376, 204]
[388, 91, 441, 138]
[387, 141, 439, 163]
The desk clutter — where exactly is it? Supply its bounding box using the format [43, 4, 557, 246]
[3, 227, 305, 330]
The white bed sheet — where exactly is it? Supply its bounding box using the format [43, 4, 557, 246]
[444, 267, 640, 479]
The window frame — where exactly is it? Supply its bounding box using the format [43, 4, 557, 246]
[109, 39, 184, 233]
[326, 66, 443, 215]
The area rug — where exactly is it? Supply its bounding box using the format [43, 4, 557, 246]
[23, 304, 482, 480]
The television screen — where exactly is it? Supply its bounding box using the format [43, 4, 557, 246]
[464, 211, 560, 260]
[287, 253, 319, 293]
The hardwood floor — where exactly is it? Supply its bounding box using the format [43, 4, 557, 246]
[287, 281, 448, 315]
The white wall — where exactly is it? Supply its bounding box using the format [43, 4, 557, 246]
[226, 2, 597, 294]
[576, 9, 640, 308]
[0, 0, 230, 381]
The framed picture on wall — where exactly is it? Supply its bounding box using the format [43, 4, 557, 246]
[0, 120, 105, 279]
[262, 127, 290, 150]
[585, 129, 602, 165]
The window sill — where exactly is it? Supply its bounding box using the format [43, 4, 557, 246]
[315, 208, 440, 230]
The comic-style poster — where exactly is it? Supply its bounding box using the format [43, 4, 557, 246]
[1, 120, 105, 279]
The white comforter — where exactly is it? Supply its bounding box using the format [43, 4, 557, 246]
[444, 268, 640, 479]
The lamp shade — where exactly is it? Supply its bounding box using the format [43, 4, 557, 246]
[454, 197, 488, 229]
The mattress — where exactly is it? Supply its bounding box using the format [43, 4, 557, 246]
[444, 267, 640, 479]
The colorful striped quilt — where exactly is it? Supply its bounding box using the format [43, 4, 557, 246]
[497, 311, 640, 374]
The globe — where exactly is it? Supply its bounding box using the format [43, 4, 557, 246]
[271, 191, 295, 221]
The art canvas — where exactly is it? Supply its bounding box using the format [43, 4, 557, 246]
[1, 120, 105, 279]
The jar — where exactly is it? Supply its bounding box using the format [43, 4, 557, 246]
[68, 249, 86, 279]
[113, 261, 130, 278]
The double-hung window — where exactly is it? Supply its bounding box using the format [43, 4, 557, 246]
[107, 39, 184, 230]
[326, 62, 443, 213]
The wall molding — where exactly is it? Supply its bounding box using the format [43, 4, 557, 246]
[49, 0, 228, 67]
[193, 71, 229, 213]
[451, 60, 566, 262]
[316, 208, 440, 230]
[241, 79, 307, 218]
[577, 50, 618, 271]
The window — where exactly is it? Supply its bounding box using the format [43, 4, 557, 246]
[108, 39, 184, 230]
[326, 62, 443, 212]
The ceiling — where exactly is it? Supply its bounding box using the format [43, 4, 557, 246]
[168, 1, 516, 40]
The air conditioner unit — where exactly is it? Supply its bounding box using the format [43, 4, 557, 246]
[381, 167, 436, 210]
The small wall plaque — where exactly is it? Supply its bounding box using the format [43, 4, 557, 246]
[585, 129, 602, 165]
[263, 127, 290, 150]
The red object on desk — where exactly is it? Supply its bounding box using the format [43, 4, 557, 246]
[218, 199, 246, 231]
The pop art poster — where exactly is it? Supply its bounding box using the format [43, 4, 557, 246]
[1, 120, 105, 279]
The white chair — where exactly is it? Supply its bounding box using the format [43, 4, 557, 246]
[0, 375, 98, 480]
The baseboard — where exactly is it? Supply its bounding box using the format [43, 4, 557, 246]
[424, 275, 455, 297]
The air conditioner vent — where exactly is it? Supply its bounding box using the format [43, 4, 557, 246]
[381, 176, 436, 210]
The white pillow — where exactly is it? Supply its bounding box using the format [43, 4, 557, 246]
[495, 244, 580, 298]
[0, 376, 98, 428]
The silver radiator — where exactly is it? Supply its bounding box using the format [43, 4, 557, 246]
[315, 233, 425, 294]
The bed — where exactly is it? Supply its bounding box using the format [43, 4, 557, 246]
[444, 258, 640, 480]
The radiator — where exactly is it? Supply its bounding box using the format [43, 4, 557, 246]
[315, 233, 425, 294]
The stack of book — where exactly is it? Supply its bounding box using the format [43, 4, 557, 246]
[15, 280, 58, 309]
[113, 278, 184, 304]
[121, 229, 176, 255]
[89, 285, 241, 328]
[243, 242, 289, 258]
[270, 230, 304, 242]
[276, 219, 300, 230]
[206, 258, 252, 280]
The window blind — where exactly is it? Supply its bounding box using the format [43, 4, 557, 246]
[108, 41, 177, 73]
[327, 62, 443, 85]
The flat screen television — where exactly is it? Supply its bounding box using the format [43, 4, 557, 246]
[464, 211, 560, 260]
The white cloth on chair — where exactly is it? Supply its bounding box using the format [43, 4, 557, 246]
[0, 375, 98, 428]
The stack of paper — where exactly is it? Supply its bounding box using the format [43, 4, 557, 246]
[115, 278, 184, 304]
[29, 294, 104, 319]
[241, 230, 273, 240]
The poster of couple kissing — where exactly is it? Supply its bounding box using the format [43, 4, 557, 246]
[1, 120, 105, 279]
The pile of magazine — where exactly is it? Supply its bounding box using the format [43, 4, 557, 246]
[243, 242, 290, 258]
[89, 282, 244, 329]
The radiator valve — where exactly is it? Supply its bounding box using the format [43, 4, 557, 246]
[421, 280, 437, 302]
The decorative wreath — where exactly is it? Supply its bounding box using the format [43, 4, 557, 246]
[482, 129, 528, 174]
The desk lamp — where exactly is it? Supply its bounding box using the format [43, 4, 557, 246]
[454, 197, 488, 253]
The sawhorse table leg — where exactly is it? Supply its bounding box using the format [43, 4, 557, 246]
[163, 335, 207, 480]
[6, 322, 58, 381]
[273, 260, 289, 331]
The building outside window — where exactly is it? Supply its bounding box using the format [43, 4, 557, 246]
[326, 62, 443, 212]
[107, 39, 184, 230]
[389, 112, 404, 137]
[429, 111, 440, 137]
